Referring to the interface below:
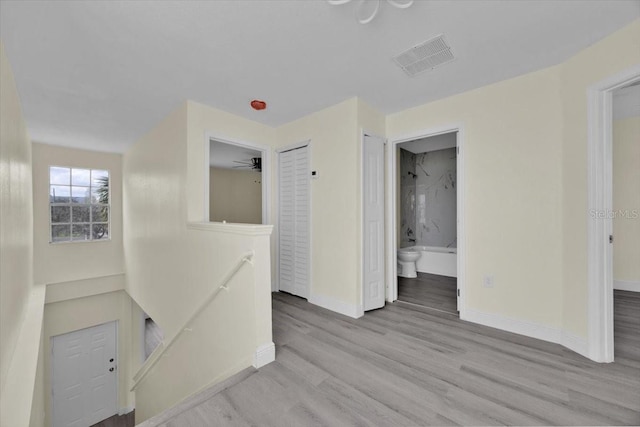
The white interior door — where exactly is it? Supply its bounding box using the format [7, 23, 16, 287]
[278, 145, 310, 298]
[363, 134, 385, 311]
[52, 321, 117, 427]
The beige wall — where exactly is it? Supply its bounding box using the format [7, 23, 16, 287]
[187, 100, 278, 286]
[32, 143, 124, 286]
[29, 141, 129, 426]
[209, 167, 262, 224]
[0, 41, 34, 392]
[0, 41, 39, 427]
[560, 20, 640, 337]
[275, 98, 363, 309]
[388, 66, 565, 328]
[613, 117, 640, 283]
[387, 19, 640, 339]
[124, 103, 273, 422]
[186, 100, 276, 223]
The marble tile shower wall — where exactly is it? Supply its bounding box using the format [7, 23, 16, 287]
[399, 148, 416, 248]
[415, 148, 457, 248]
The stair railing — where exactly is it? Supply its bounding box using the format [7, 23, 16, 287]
[130, 250, 255, 391]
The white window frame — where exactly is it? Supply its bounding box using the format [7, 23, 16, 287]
[49, 165, 111, 244]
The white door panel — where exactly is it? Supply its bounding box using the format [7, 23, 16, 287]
[279, 145, 310, 298]
[364, 135, 386, 311]
[53, 321, 117, 427]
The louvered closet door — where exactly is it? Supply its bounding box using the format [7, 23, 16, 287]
[278, 145, 310, 298]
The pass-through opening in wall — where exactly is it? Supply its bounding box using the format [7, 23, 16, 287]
[205, 136, 271, 225]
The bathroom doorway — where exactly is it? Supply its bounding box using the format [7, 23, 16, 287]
[387, 126, 466, 317]
[587, 65, 640, 363]
[610, 82, 640, 364]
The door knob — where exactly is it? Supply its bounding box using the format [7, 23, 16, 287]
[109, 367, 114, 372]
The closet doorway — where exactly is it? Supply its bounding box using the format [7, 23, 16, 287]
[277, 142, 310, 299]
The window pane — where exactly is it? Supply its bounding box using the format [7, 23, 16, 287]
[91, 170, 109, 187]
[50, 185, 70, 203]
[92, 205, 109, 223]
[51, 206, 70, 223]
[50, 167, 111, 244]
[92, 223, 108, 240]
[72, 224, 91, 241]
[71, 169, 91, 186]
[91, 188, 106, 204]
[52, 225, 71, 242]
[50, 167, 70, 185]
[71, 186, 90, 203]
[72, 206, 90, 223]
[91, 183, 109, 204]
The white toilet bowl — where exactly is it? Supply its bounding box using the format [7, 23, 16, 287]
[397, 248, 421, 278]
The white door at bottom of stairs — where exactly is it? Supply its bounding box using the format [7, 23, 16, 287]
[363, 134, 386, 311]
[52, 321, 118, 427]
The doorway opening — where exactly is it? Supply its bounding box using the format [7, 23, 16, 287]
[396, 132, 458, 315]
[587, 64, 640, 363]
[387, 126, 466, 318]
[205, 135, 271, 225]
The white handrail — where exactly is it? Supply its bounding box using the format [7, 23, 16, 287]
[130, 250, 255, 391]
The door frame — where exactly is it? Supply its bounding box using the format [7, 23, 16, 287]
[51, 320, 119, 427]
[275, 140, 312, 295]
[360, 130, 386, 314]
[204, 132, 272, 226]
[386, 124, 466, 318]
[586, 63, 640, 363]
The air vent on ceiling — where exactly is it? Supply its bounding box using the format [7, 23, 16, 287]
[393, 34, 455, 77]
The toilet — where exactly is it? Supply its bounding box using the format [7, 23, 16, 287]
[397, 248, 421, 278]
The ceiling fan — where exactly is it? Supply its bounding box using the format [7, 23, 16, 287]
[233, 157, 262, 172]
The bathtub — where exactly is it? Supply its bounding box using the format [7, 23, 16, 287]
[404, 245, 457, 278]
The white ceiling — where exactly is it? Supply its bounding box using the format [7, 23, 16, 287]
[210, 140, 261, 170]
[1, 1, 638, 153]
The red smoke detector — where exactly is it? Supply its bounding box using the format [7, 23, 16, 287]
[250, 99, 267, 110]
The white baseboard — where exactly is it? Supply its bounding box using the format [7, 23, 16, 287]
[614, 279, 640, 292]
[253, 342, 275, 368]
[119, 406, 135, 416]
[462, 309, 589, 359]
[561, 331, 589, 359]
[308, 293, 363, 319]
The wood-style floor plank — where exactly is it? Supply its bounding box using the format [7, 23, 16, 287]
[140, 291, 640, 426]
[398, 272, 458, 314]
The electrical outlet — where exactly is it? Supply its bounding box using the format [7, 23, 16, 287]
[483, 275, 494, 288]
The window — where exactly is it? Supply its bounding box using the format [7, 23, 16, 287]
[49, 166, 110, 243]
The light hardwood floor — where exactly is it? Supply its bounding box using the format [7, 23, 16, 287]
[398, 272, 458, 314]
[139, 290, 640, 426]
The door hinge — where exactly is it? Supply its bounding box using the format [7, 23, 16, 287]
[457, 289, 460, 297]
[609, 235, 614, 244]
[456, 146, 459, 155]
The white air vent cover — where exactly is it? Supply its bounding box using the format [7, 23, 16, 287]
[393, 34, 455, 77]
